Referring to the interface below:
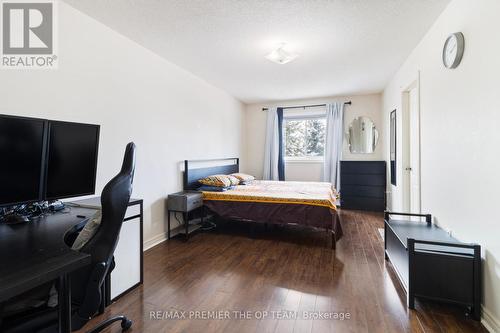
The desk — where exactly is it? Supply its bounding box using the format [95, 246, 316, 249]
[0, 207, 95, 333]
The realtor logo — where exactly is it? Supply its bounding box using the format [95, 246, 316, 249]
[1, 0, 57, 68]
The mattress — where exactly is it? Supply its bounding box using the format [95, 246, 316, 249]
[201, 180, 338, 210]
[202, 180, 341, 237]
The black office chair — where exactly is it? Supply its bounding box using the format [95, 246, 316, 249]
[1, 142, 136, 333]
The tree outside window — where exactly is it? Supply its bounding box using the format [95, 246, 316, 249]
[284, 117, 326, 159]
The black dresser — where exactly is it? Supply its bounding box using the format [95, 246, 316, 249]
[340, 161, 386, 211]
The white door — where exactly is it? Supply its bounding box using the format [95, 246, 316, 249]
[404, 85, 421, 214]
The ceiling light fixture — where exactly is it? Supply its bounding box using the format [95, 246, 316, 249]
[265, 43, 299, 65]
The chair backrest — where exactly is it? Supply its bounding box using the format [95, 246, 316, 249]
[71, 142, 136, 327]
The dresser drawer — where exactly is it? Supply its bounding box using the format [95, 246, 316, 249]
[341, 196, 385, 211]
[341, 185, 385, 198]
[340, 161, 386, 175]
[341, 174, 386, 186]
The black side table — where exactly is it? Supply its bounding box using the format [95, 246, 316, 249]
[167, 191, 204, 241]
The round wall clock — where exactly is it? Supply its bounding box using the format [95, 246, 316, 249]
[443, 32, 465, 69]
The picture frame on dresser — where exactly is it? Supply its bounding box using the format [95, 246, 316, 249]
[390, 110, 397, 186]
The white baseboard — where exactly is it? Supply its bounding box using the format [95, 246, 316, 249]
[482, 306, 500, 333]
[143, 218, 205, 251]
[143, 232, 167, 251]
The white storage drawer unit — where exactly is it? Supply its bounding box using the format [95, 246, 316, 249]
[70, 197, 143, 304]
[107, 198, 143, 302]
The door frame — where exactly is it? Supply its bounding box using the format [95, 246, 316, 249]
[401, 75, 422, 214]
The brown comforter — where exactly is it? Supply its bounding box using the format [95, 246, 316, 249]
[202, 180, 342, 240]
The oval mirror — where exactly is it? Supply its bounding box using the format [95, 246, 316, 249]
[346, 116, 379, 153]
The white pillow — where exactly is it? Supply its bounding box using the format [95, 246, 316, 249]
[72, 210, 102, 251]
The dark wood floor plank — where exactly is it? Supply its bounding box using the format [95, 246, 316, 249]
[75, 209, 489, 333]
[355, 210, 410, 333]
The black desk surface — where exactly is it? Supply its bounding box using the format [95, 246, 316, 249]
[70, 197, 143, 208]
[0, 207, 97, 302]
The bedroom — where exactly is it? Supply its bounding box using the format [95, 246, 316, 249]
[0, 0, 498, 332]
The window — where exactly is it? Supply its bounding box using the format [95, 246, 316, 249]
[284, 117, 326, 160]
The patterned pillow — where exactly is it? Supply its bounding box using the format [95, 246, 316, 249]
[230, 173, 255, 182]
[198, 174, 232, 187]
[226, 175, 240, 186]
[72, 210, 102, 251]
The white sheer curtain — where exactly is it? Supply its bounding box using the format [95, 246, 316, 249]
[262, 107, 280, 180]
[323, 102, 344, 189]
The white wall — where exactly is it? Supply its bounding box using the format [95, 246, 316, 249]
[245, 94, 383, 181]
[0, 2, 244, 249]
[382, 0, 500, 330]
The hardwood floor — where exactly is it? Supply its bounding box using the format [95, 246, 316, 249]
[78, 210, 488, 333]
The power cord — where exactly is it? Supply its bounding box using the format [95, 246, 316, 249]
[173, 212, 216, 231]
[0, 200, 69, 223]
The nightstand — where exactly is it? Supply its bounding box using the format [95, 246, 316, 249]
[167, 191, 204, 241]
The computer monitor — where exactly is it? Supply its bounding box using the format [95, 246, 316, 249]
[45, 121, 100, 200]
[0, 115, 47, 207]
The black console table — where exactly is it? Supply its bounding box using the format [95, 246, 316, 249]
[384, 211, 481, 320]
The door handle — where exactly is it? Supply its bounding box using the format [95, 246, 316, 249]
[405, 167, 412, 171]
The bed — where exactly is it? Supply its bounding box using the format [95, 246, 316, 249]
[184, 158, 342, 249]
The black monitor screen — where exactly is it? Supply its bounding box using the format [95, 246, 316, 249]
[0, 115, 46, 206]
[45, 121, 100, 200]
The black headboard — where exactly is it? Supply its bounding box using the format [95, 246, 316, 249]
[184, 158, 239, 190]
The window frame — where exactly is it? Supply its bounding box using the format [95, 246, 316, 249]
[283, 114, 327, 163]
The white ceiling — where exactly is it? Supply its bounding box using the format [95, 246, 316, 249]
[63, 0, 450, 104]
